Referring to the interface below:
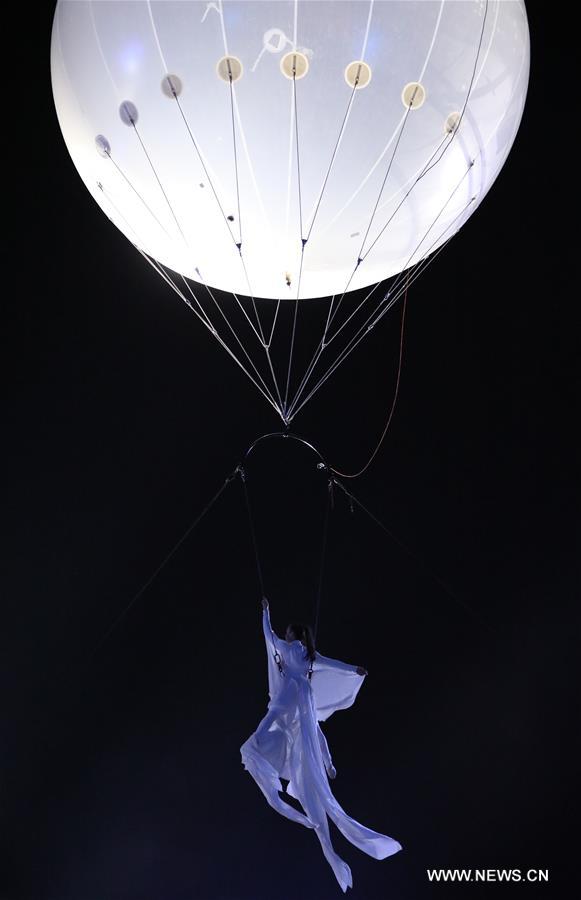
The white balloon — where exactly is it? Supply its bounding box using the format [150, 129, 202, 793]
[51, 0, 529, 299]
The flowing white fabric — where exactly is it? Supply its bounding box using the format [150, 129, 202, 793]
[240, 608, 402, 892]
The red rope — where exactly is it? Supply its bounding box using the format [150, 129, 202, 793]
[331, 273, 410, 479]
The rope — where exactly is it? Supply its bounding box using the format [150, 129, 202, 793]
[105, 150, 171, 237]
[200, 279, 282, 413]
[359, 0, 488, 265]
[416, 0, 489, 182]
[305, 78, 359, 243]
[86, 468, 238, 664]
[180, 275, 218, 331]
[316, 97, 414, 351]
[330, 273, 409, 478]
[227, 67, 243, 249]
[239, 466, 266, 597]
[226, 67, 270, 349]
[171, 88, 240, 252]
[358, 132, 450, 264]
[129, 119, 188, 246]
[283, 246, 305, 418]
[332, 478, 497, 634]
[293, 70, 305, 241]
[240, 465, 284, 673]
[357, 97, 414, 262]
[239, 253, 269, 349]
[282, 67, 307, 418]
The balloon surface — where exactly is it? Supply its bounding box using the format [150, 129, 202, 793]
[51, 1, 529, 299]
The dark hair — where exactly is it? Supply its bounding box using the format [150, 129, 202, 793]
[287, 622, 316, 664]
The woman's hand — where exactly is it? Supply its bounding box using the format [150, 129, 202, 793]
[356, 666, 368, 676]
[261, 597, 269, 610]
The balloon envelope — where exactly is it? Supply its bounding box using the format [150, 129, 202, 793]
[51, 0, 529, 299]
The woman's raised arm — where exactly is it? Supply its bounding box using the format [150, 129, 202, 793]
[261, 597, 282, 647]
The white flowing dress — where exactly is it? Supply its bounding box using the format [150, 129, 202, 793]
[240, 608, 402, 892]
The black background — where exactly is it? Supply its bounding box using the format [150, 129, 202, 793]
[2, 3, 578, 899]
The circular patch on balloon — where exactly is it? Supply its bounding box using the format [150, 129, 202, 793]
[445, 111, 461, 134]
[344, 61, 372, 90]
[280, 51, 309, 80]
[161, 74, 183, 98]
[216, 56, 243, 83]
[94, 134, 111, 157]
[401, 82, 426, 110]
[119, 100, 138, 126]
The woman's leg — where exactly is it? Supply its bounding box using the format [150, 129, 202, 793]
[254, 706, 283, 745]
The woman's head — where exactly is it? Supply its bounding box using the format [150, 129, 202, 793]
[285, 622, 316, 663]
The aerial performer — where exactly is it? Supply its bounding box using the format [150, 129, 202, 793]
[241, 597, 401, 892]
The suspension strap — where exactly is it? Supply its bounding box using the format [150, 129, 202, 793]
[87, 468, 238, 664]
[239, 464, 265, 596]
[239, 465, 284, 675]
[332, 477, 497, 634]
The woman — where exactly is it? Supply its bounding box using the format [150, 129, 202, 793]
[240, 598, 401, 892]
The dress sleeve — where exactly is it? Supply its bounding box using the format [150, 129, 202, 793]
[314, 651, 358, 673]
[310, 651, 365, 722]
